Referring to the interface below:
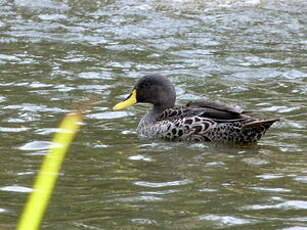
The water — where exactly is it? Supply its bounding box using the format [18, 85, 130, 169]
[1, 0, 307, 229]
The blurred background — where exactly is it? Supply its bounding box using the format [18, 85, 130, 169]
[0, 0, 306, 229]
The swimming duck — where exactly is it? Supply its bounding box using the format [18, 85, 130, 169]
[113, 74, 279, 144]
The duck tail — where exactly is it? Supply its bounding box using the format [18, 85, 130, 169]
[243, 118, 280, 129]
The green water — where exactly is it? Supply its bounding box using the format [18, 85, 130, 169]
[1, 0, 307, 229]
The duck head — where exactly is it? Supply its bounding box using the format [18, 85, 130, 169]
[113, 74, 176, 111]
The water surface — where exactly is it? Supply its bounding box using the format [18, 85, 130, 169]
[0, 0, 307, 229]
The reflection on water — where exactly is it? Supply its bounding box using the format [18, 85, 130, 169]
[1, 0, 307, 229]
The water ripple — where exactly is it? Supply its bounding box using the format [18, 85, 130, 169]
[131, 218, 157, 225]
[128, 154, 153, 162]
[38, 14, 67, 21]
[134, 179, 192, 188]
[294, 176, 307, 184]
[117, 195, 163, 202]
[244, 200, 307, 210]
[18, 140, 53, 151]
[0, 127, 29, 132]
[281, 227, 307, 230]
[248, 187, 292, 193]
[0, 96, 6, 103]
[0, 185, 33, 193]
[4, 104, 68, 113]
[87, 111, 133, 120]
[198, 214, 255, 226]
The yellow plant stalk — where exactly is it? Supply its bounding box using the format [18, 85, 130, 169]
[17, 111, 82, 230]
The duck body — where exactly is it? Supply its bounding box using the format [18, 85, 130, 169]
[113, 74, 279, 144]
[137, 103, 278, 144]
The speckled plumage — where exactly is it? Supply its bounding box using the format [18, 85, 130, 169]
[114, 74, 279, 144]
[137, 106, 278, 144]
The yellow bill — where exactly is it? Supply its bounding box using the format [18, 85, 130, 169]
[113, 89, 137, 110]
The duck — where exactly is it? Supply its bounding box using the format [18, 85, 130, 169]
[113, 74, 279, 144]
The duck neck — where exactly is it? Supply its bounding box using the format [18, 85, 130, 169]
[142, 104, 172, 125]
[137, 103, 174, 133]
[153, 104, 168, 114]
[154, 101, 175, 114]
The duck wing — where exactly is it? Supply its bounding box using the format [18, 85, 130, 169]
[158, 100, 250, 123]
[186, 100, 243, 113]
[184, 100, 248, 121]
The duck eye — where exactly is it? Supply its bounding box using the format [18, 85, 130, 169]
[139, 82, 149, 89]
